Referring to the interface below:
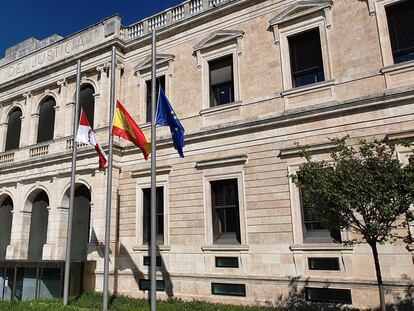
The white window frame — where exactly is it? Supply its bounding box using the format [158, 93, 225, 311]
[135, 175, 169, 247]
[139, 67, 170, 125]
[373, 0, 412, 67]
[202, 170, 247, 246]
[278, 17, 332, 91]
[199, 46, 241, 110]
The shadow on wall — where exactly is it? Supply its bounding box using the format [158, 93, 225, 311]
[114, 244, 174, 299]
[257, 276, 414, 311]
[386, 274, 414, 311]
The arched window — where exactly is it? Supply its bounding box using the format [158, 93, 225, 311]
[5, 108, 22, 151]
[79, 85, 95, 129]
[37, 97, 56, 143]
[0, 197, 13, 260]
[27, 191, 49, 261]
[71, 185, 91, 262]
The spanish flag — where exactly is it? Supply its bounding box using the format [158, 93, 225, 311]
[112, 100, 150, 160]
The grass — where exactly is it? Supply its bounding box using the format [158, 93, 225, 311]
[0, 292, 353, 311]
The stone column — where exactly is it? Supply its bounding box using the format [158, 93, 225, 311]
[96, 63, 110, 128]
[0, 122, 7, 151]
[21, 91, 32, 147]
[55, 78, 68, 138]
[29, 113, 39, 145]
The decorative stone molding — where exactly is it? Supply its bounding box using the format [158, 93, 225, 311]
[193, 30, 244, 68]
[278, 141, 335, 159]
[23, 90, 32, 100]
[96, 62, 111, 73]
[366, 0, 376, 15]
[195, 155, 248, 169]
[134, 54, 175, 73]
[56, 78, 68, 88]
[269, 0, 332, 44]
[131, 165, 172, 178]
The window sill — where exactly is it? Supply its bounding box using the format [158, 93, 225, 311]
[132, 245, 171, 252]
[281, 79, 335, 97]
[290, 244, 354, 252]
[201, 245, 249, 252]
[380, 60, 414, 74]
[199, 101, 242, 117]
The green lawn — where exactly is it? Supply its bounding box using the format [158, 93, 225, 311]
[0, 292, 352, 311]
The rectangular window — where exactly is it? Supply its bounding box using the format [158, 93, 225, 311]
[209, 55, 234, 107]
[139, 279, 165, 291]
[308, 258, 340, 271]
[143, 256, 162, 267]
[146, 76, 165, 123]
[211, 179, 241, 244]
[211, 283, 246, 297]
[300, 189, 341, 243]
[386, 1, 414, 64]
[215, 257, 239, 268]
[305, 287, 352, 304]
[143, 187, 164, 245]
[289, 28, 325, 88]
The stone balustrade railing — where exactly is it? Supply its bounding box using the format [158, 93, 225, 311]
[121, 0, 235, 41]
[30, 144, 49, 158]
[0, 152, 14, 164]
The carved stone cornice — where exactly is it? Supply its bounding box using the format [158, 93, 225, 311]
[96, 62, 111, 73]
[56, 77, 68, 88]
[23, 90, 32, 100]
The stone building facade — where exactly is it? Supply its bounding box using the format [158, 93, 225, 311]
[0, 0, 413, 308]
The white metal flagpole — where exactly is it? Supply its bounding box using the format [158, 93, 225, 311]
[63, 59, 81, 305]
[150, 28, 157, 311]
[103, 45, 116, 311]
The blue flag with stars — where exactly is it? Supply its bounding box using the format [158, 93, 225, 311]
[156, 88, 185, 157]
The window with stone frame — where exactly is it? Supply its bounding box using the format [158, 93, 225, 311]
[288, 28, 325, 88]
[146, 76, 165, 123]
[79, 84, 95, 129]
[37, 97, 56, 143]
[5, 108, 22, 151]
[208, 55, 235, 107]
[300, 188, 341, 243]
[211, 179, 241, 244]
[142, 187, 164, 245]
[385, 0, 414, 64]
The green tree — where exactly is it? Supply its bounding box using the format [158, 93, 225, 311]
[291, 137, 414, 311]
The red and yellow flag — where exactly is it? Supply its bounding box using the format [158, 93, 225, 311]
[112, 100, 150, 160]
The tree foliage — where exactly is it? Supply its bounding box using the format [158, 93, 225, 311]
[291, 137, 414, 245]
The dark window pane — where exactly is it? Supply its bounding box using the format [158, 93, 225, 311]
[305, 287, 352, 304]
[0, 198, 13, 260]
[5, 109, 22, 151]
[143, 256, 162, 267]
[209, 55, 234, 106]
[37, 97, 56, 143]
[146, 76, 165, 123]
[38, 268, 62, 299]
[289, 28, 325, 87]
[211, 283, 246, 296]
[308, 258, 340, 271]
[27, 192, 49, 261]
[71, 185, 91, 262]
[215, 257, 239, 268]
[139, 279, 164, 291]
[79, 85, 95, 129]
[211, 179, 240, 244]
[386, 1, 414, 64]
[143, 187, 164, 244]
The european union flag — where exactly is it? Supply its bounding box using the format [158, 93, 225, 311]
[156, 88, 185, 157]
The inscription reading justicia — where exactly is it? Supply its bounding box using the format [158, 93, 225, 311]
[7, 35, 89, 79]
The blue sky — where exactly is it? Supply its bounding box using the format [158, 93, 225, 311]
[0, 0, 184, 57]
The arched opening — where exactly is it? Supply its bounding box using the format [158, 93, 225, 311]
[27, 191, 49, 261]
[79, 85, 95, 129]
[0, 196, 13, 260]
[5, 108, 22, 151]
[70, 185, 91, 262]
[37, 97, 56, 143]
[61, 184, 91, 297]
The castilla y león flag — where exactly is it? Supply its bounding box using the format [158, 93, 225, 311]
[76, 109, 108, 168]
[112, 100, 150, 160]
